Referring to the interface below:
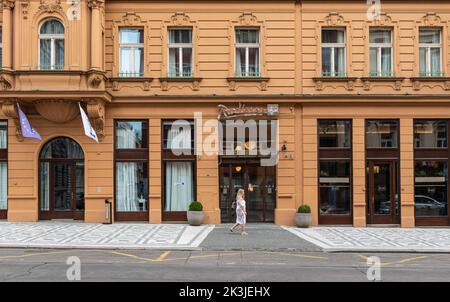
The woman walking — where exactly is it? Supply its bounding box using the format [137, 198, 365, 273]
[229, 189, 248, 235]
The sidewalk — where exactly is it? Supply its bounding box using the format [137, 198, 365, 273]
[284, 226, 450, 253]
[0, 222, 213, 251]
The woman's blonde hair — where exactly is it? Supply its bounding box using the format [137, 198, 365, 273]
[237, 189, 245, 198]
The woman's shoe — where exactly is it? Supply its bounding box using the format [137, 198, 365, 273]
[241, 231, 248, 236]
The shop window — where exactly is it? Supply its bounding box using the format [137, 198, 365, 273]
[39, 19, 64, 70]
[235, 29, 260, 77]
[119, 28, 144, 77]
[162, 120, 196, 216]
[114, 120, 148, 217]
[369, 28, 393, 77]
[168, 28, 193, 77]
[0, 121, 7, 211]
[415, 160, 448, 217]
[366, 120, 398, 148]
[322, 28, 346, 77]
[319, 161, 351, 215]
[319, 120, 351, 148]
[414, 120, 447, 148]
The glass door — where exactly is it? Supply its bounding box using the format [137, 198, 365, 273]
[367, 160, 400, 224]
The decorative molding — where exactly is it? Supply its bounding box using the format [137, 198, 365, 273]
[108, 77, 153, 92]
[170, 12, 192, 26]
[312, 77, 357, 91]
[86, 100, 105, 142]
[87, 70, 107, 89]
[38, 0, 63, 14]
[324, 12, 345, 26]
[1, 101, 23, 141]
[121, 11, 142, 26]
[422, 12, 441, 26]
[159, 77, 202, 91]
[237, 12, 258, 26]
[20, 0, 29, 19]
[0, 70, 14, 90]
[1, 0, 15, 9]
[87, 0, 105, 9]
[226, 77, 270, 91]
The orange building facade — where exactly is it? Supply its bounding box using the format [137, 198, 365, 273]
[1, 0, 450, 227]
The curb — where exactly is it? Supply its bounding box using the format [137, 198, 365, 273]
[0, 244, 203, 251]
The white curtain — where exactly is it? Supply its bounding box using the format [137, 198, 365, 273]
[0, 162, 6, 210]
[116, 162, 140, 212]
[40, 162, 49, 211]
[117, 126, 137, 149]
[431, 48, 441, 75]
[165, 162, 194, 211]
[167, 127, 191, 150]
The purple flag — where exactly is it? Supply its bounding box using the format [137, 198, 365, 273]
[17, 104, 42, 141]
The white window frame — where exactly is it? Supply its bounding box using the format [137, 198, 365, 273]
[369, 29, 393, 77]
[119, 28, 144, 77]
[38, 19, 64, 70]
[235, 28, 260, 77]
[168, 28, 193, 77]
[0, 27, 2, 68]
[419, 28, 442, 77]
[322, 28, 346, 77]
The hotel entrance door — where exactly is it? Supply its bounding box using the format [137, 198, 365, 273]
[219, 161, 276, 223]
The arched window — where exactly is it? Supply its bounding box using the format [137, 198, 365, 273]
[39, 19, 64, 70]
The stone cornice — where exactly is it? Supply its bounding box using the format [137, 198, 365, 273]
[87, 0, 105, 9]
[1, 0, 15, 9]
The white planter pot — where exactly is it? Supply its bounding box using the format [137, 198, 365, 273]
[295, 213, 311, 228]
[187, 211, 204, 226]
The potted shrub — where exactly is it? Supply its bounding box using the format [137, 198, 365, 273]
[295, 204, 312, 228]
[187, 201, 204, 226]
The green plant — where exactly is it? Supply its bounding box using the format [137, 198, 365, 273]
[189, 201, 203, 211]
[297, 204, 311, 214]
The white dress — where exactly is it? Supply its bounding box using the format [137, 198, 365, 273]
[236, 199, 246, 225]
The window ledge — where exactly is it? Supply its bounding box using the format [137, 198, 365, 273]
[226, 77, 270, 82]
[109, 77, 154, 82]
[312, 76, 358, 82]
[361, 76, 405, 82]
[159, 77, 203, 83]
[410, 76, 450, 82]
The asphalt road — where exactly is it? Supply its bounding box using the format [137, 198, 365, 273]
[0, 248, 450, 282]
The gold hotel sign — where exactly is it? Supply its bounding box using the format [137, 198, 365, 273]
[218, 103, 279, 120]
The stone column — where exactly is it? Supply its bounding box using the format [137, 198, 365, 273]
[1, 0, 14, 70]
[88, 0, 104, 70]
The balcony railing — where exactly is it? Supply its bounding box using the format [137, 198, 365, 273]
[321, 71, 348, 77]
[235, 65, 260, 77]
[419, 71, 446, 77]
[168, 63, 193, 77]
[369, 72, 395, 77]
[118, 71, 144, 78]
[38, 64, 64, 71]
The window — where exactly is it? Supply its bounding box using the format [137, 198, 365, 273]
[366, 120, 399, 148]
[370, 29, 393, 77]
[114, 121, 148, 219]
[415, 161, 448, 217]
[322, 29, 346, 77]
[163, 120, 196, 216]
[0, 28, 2, 68]
[235, 29, 260, 77]
[319, 120, 352, 148]
[319, 161, 351, 215]
[419, 29, 442, 77]
[119, 29, 144, 77]
[414, 121, 447, 149]
[168, 29, 193, 77]
[39, 19, 64, 70]
[0, 121, 6, 212]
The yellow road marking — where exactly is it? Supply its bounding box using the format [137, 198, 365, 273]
[264, 251, 328, 260]
[0, 250, 70, 260]
[357, 254, 429, 267]
[154, 251, 171, 262]
[107, 250, 155, 263]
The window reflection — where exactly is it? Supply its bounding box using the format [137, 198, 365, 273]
[319, 161, 351, 215]
[319, 120, 351, 148]
[415, 161, 448, 217]
[414, 121, 447, 149]
[115, 121, 145, 149]
[366, 120, 398, 148]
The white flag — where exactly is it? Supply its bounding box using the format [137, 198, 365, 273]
[79, 103, 99, 143]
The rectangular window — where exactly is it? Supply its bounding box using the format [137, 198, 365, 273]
[319, 120, 352, 148]
[419, 28, 442, 77]
[415, 160, 448, 217]
[119, 29, 144, 77]
[366, 120, 399, 148]
[163, 120, 196, 216]
[235, 29, 260, 77]
[414, 121, 448, 149]
[0, 121, 7, 212]
[168, 29, 193, 77]
[319, 161, 351, 215]
[370, 28, 393, 77]
[322, 29, 346, 77]
[114, 120, 148, 217]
